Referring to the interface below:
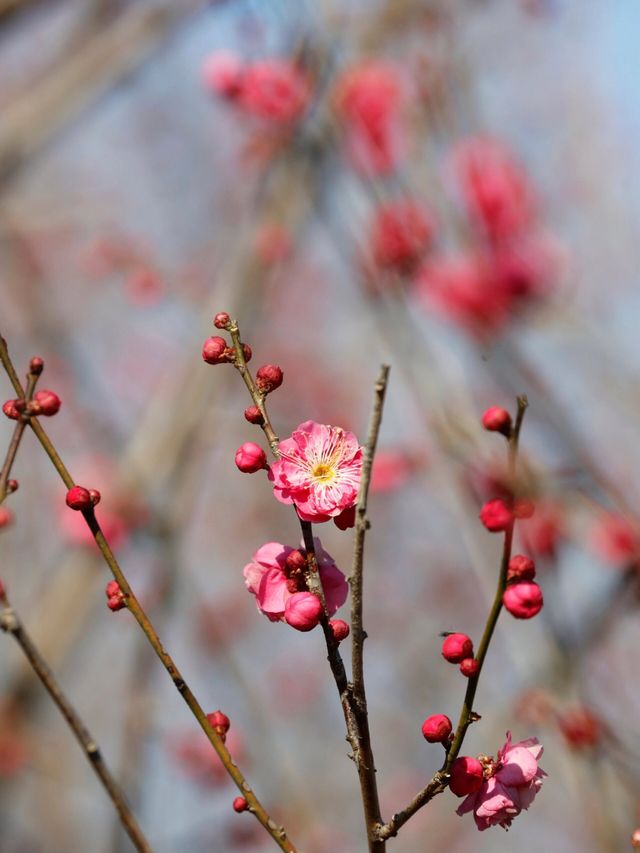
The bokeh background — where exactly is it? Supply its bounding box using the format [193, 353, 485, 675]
[1, 1, 639, 851]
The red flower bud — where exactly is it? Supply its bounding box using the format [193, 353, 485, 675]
[213, 312, 231, 330]
[284, 549, 307, 574]
[329, 619, 350, 642]
[0, 507, 14, 529]
[284, 592, 323, 632]
[244, 406, 264, 425]
[479, 499, 513, 532]
[33, 390, 61, 416]
[459, 658, 479, 678]
[89, 489, 101, 507]
[202, 336, 228, 364]
[6, 479, 18, 493]
[105, 580, 126, 611]
[503, 581, 543, 619]
[233, 796, 248, 813]
[255, 364, 283, 394]
[206, 710, 231, 735]
[557, 707, 602, 750]
[449, 756, 484, 796]
[481, 406, 512, 435]
[29, 357, 44, 376]
[441, 633, 473, 663]
[65, 486, 92, 511]
[234, 442, 267, 473]
[2, 399, 21, 420]
[507, 554, 536, 582]
[242, 343, 252, 363]
[421, 714, 452, 744]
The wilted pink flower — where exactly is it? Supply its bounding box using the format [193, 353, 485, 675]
[239, 59, 310, 124]
[451, 136, 536, 243]
[457, 732, 546, 830]
[370, 199, 435, 274]
[269, 421, 363, 523]
[243, 540, 348, 623]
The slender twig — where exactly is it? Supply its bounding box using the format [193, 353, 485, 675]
[374, 396, 528, 842]
[0, 366, 38, 503]
[0, 586, 151, 852]
[0, 334, 297, 853]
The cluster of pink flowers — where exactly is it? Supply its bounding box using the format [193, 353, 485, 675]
[453, 732, 546, 830]
[203, 53, 311, 125]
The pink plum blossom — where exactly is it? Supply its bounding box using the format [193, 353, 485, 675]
[456, 732, 546, 831]
[269, 421, 363, 523]
[243, 539, 348, 623]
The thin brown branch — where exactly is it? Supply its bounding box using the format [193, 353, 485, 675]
[375, 395, 529, 842]
[0, 366, 38, 502]
[0, 586, 151, 852]
[0, 334, 297, 853]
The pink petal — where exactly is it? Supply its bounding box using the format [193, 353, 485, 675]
[253, 542, 292, 569]
[256, 567, 288, 617]
[498, 746, 539, 785]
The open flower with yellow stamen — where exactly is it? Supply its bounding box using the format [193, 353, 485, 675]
[269, 421, 363, 523]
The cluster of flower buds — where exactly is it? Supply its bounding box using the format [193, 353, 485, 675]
[206, 709, 231, 743]
[105, 580, 126, 612]
[3, 389, 61, 420]
[65, 486, 101, 511]
[441, 633, 478, 678]
[503, 554, 543, 619]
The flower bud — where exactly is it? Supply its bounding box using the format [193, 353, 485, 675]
[284, 591, 323, 632]
[89, 489, 101, 507]
[213, 312, 231, 330]
[449, 756, 484, 796]
[242, 343, 252, 363]
[2, 399, 21, 420]
[557, 707, 602, 750]
[507, 554, 536, 582]
[481, 406, 512, 435]
[421, 714, 452, 744]
[441, 633, 473, 663]
[459, 658, 479, 678]
[105, 580, 126, 611]
[65, 486, 92, 511]
[206, 710, 231, 736]
[202, 336, 228, 365]
[503, 581, 543, 619]
[29, 357, 44, 376]
[6, 479, 18, 493]
[33, 390, 61, 416]
[0, 507, 14, 529]
[244, 406, 264, 425]
[233, 796, 248, 813]
[479, 499, 513, 532]
[255, 364, 283, 394]
[234, 442, 267, 473]
[329, 619, 350, 642]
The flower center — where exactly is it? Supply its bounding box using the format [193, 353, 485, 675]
[311, 462, 336, 484]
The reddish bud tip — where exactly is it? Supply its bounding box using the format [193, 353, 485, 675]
[233, 796, 248, 813]
[255, 364, 284, 394]
[503, 581, 543, 619]
[441, 633, 473, 663]
[65, 486, 92, 511]
[234, 442, 267, 473]
[7, 479, 18, 493]
[481, 406, 512, 435]
[213, 312, 231, 330]
[421, 714, 452, 744]
[449, 756, 484, 796]
[479, 499, 513, 532]
[459, 658, 479, 678]
[105, 580, 126, 612]
[29, 357, 44, 376]
[244, 406, 265, 425]
[2, 399, 21, 420]
[202, 336, 229, 365]
[0, 507, 14, 530]
[284, 591, 323, 632]
[329, 618, 350, 642]
[89, 489, 101, 507]
[507, 554, 536, 582]
[33, 390, 61, 416]
[206, 710, 231, 735]
[241, 343, 252, 363]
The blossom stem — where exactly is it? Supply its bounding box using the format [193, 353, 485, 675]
[0, 586, 152, 852]
[0, 364, 39, 503]
[374, 396, 528, 842]
[0, 333, 297, 853]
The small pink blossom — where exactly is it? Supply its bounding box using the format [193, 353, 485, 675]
[239, 59, 310, 124]
[269, 421, 363, 523]
[456, 732, 546, 831]
[243, 539, 348, 623]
